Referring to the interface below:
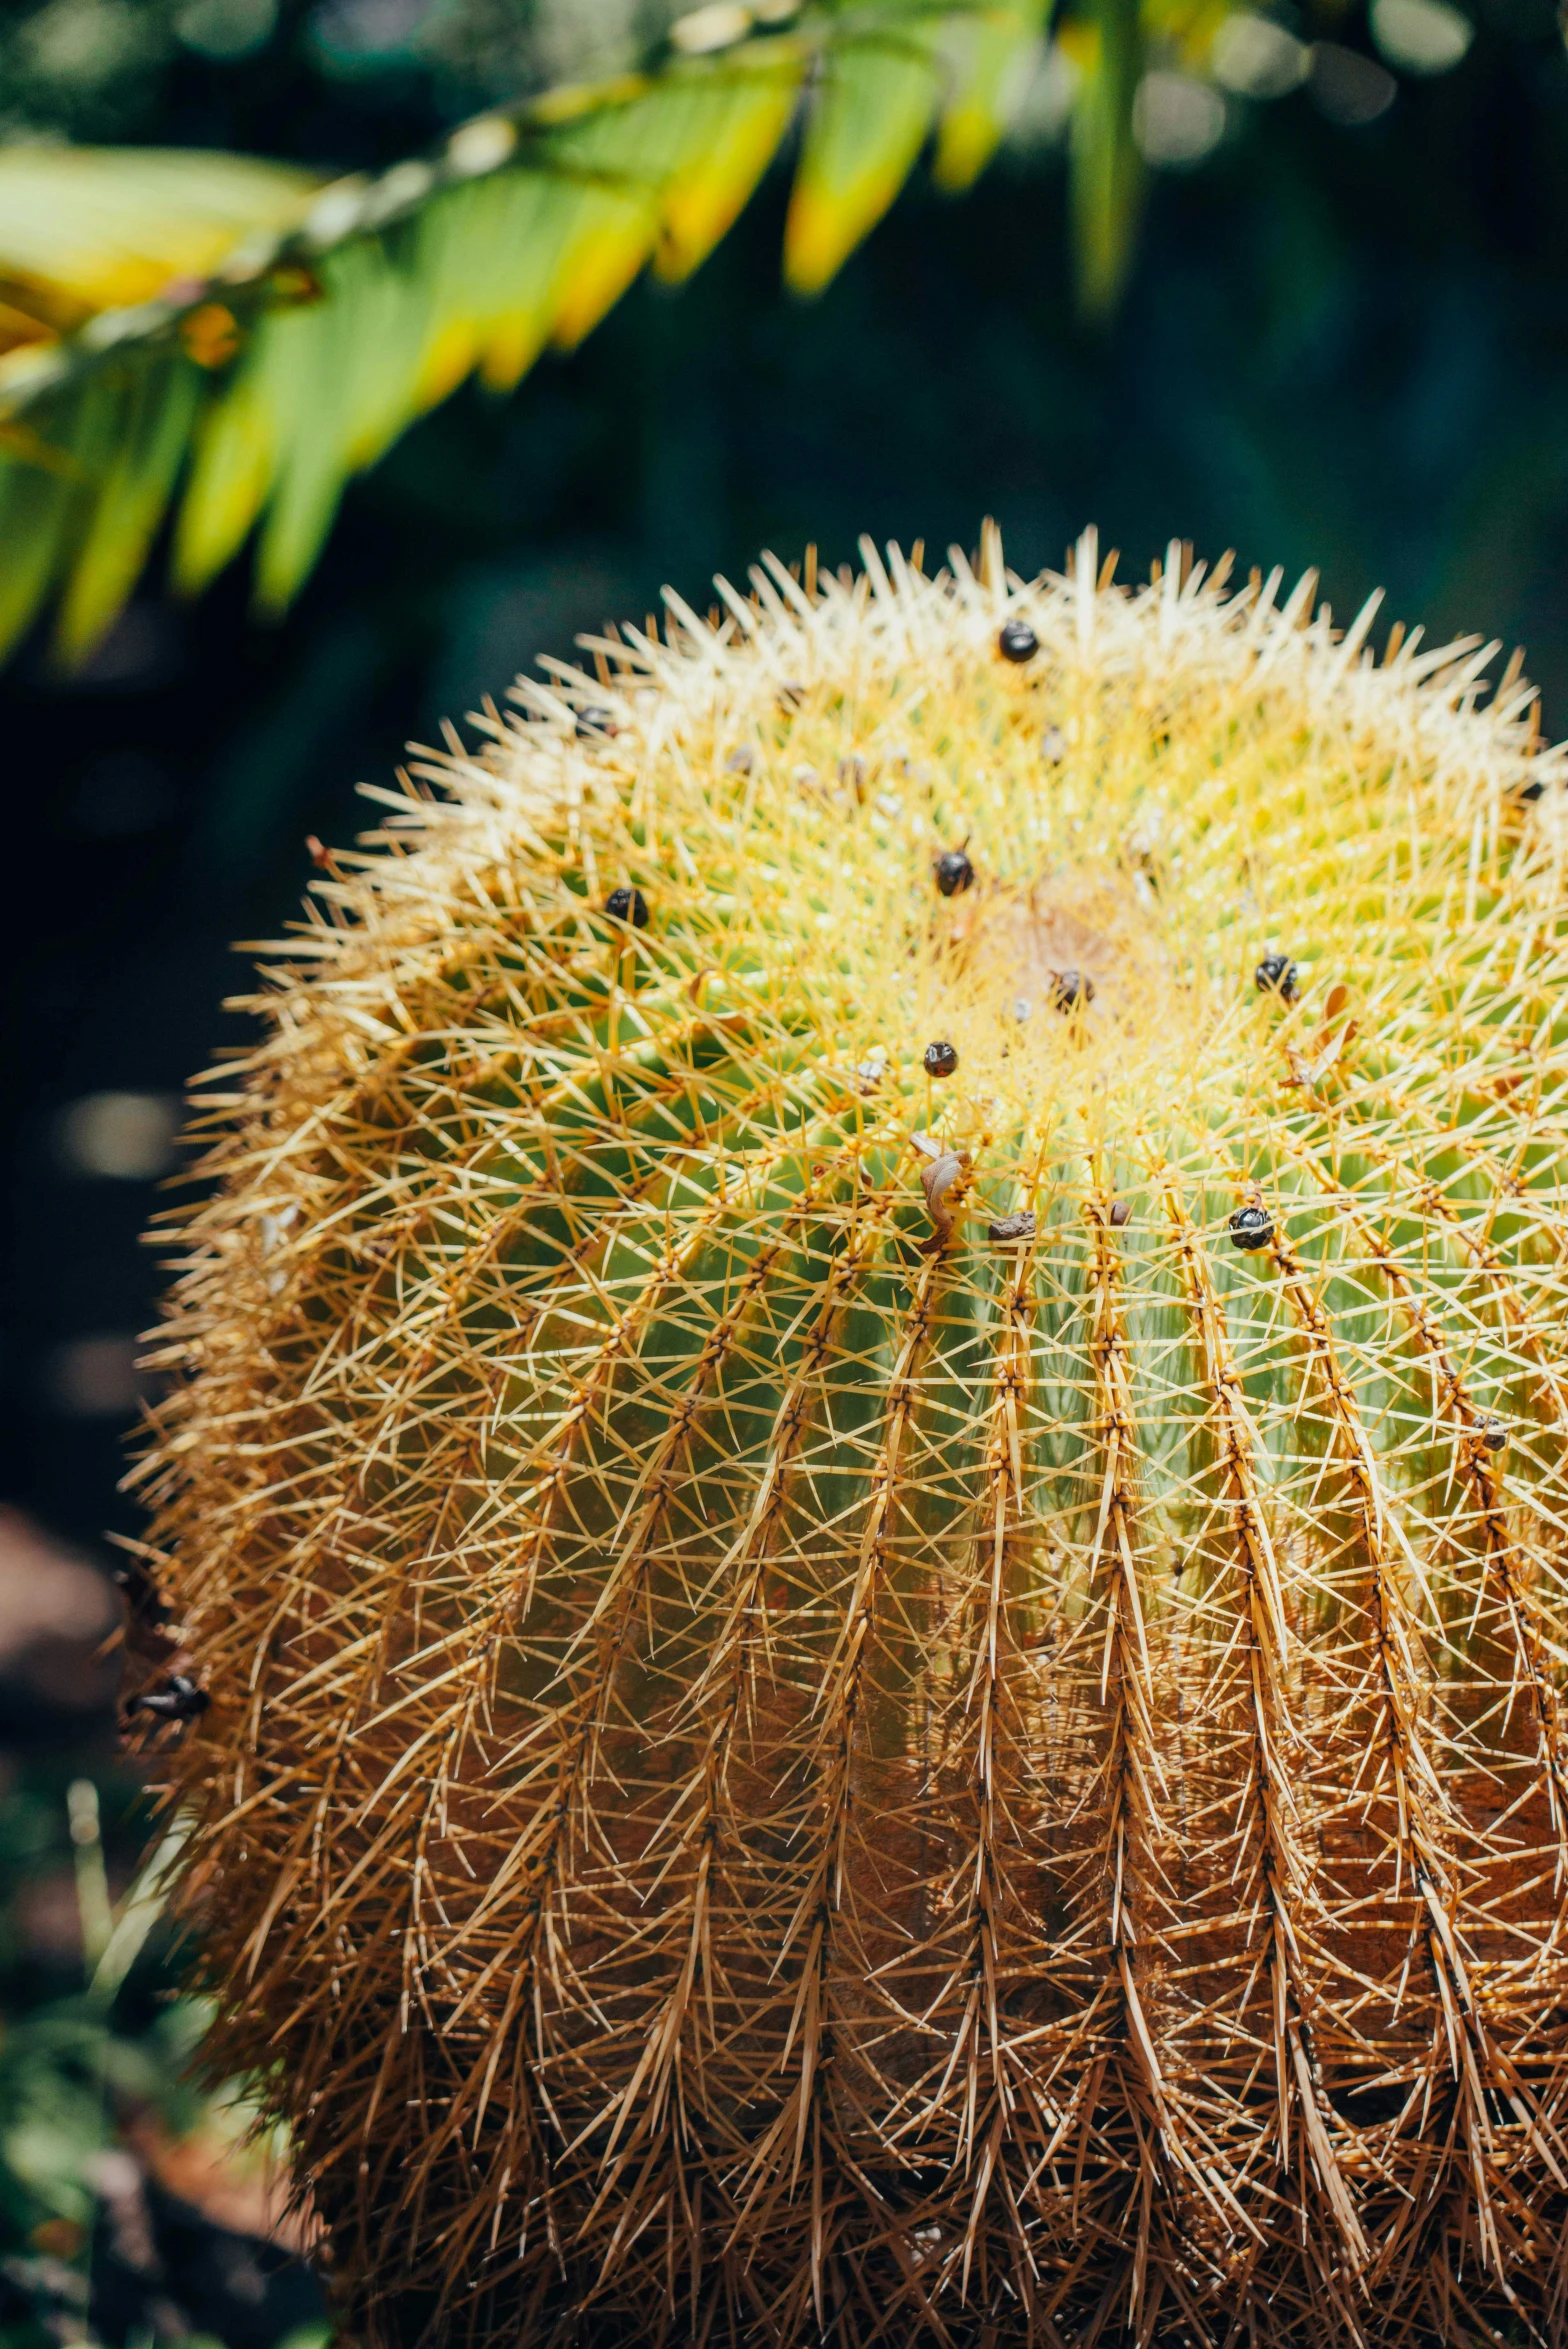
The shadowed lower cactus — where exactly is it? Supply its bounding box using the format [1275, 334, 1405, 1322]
[136, 527, 1568, 2349]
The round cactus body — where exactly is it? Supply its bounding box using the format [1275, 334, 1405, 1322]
[141, 529, 1568, 2349]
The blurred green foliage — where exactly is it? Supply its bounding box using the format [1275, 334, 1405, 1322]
[0, 1771, 327, 2349]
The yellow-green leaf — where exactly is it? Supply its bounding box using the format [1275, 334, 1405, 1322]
[784, 32, 948, 298]
[540, 65, 779, 348]
[655, 52, 806, 282]
[1067, 0, 1144, 314]
[0, 146, 319, 320]
[932, 2, 1051, 191]
[55, 353, 203, 662]
[250, 247, 409, 612]
[172, 362, 274, 597]
[0, 440, 77, 658]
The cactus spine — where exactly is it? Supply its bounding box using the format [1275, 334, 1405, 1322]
[139, 528, 1568, 2348]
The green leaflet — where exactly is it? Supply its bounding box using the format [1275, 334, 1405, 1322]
[55, 352, 203, 663]
[225, 56, 814, 614]
[0, 143, 319, 314]
[249, 169, 646, 610]
[171, 351, 276, 597]
[0, 371, 126, 661]
[401, 171, 596, 405]
[784, 31, 949, 298]
[252, 238, 434, 613]
[524, 91, 696, 359]
[534, 55, 806, 347]
[932, 0, 1052, 191]
[1070, 0, 1144, 313]
[174, 168, 612, 611]
[0, 430, 79, 662]
[655, 53, 806, 282]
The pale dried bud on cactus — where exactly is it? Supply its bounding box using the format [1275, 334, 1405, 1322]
[137, 527, 1568, 2349]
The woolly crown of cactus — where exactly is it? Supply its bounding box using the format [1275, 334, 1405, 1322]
[136, 527, 1568, 2349]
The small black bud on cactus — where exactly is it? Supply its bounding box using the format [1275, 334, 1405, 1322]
[131, 1672, 210, 1723]
[923, 1039, 958, 1078]
[605, 886, 648, 928]
[1052, 968, 1093, 1012]
[997, 617, 1039, 664]
[1255, 950, 1299, 1002]
[1478, 1414, 1509, 1454]
[1229, 1203, 1275, 1251]
[934, 847, 975, 898]
[1108, 1200, 1131, 1227]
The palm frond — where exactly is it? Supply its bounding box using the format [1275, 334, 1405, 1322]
[1065, 0, 1143, 313]
[0, 143, 320, 324]
[0, 2, 1108, 667]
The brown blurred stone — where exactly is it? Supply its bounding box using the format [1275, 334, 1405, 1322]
[125, 2114, 321, 2257]
[0, 1506, 120, 1727]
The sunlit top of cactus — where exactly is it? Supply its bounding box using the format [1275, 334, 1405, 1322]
[145, 530, 1568, 2349]
[270, 522, 1560, 1219]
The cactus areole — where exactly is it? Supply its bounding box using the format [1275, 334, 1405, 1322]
[140, 529, 1568, 2349]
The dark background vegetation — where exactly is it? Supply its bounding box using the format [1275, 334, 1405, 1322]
[0, 1, 1566, 2338]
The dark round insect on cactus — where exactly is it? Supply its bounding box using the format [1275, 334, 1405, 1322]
[1254, 950, 1299, 1003]
[997, 618, 1039, 665]
[934, 848, 975, 898]
[575, 706, 617, 742]
[1052, 968, 1094, 1012]
[1228, 1204, 1275, 1251]
[131, 1672, 210, 1723]
[923, 1040, 958, 1079]
[1478, 1414, 1509, 1454]
[605, 887, 648, 929]
[988, 1210, 1036, 1245]
[1108, 1200, 1131, 1228]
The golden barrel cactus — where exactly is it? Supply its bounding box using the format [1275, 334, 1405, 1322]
[139, 528, 1568, 2349]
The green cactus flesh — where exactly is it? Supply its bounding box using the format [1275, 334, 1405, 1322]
[140, 531, 1568, 2348]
